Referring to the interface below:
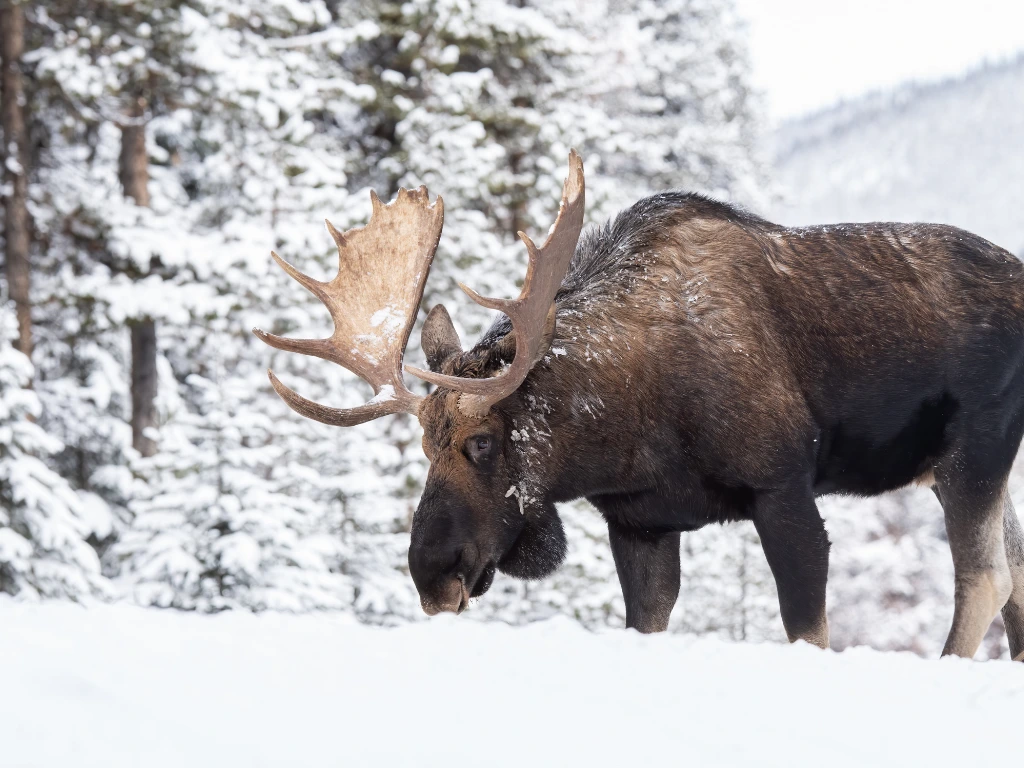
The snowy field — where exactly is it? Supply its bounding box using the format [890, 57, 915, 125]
[2, 600, 1022, 768]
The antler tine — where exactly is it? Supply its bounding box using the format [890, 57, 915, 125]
[253, 328, 336, 363]
[254, 187, 445, 425]
[269, 250, 328, 302]
[457, 282, 513, 313]
[325, 219, 346, 248]
[267, 370, 420, 428]
[406, 150, 586, 414]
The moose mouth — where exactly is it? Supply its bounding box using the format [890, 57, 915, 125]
[466, 562, 497, 605]
[423, 561, 498, 616]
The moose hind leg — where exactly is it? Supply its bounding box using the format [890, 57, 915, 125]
[1002, 496, 1024, 661]
[936, 477, 1014, 659]
[753, 483, 831, 649]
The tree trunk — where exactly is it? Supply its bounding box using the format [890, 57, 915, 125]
[1, 2, 33, 358]
[119, 98, 150, 207]
[120, 96, 157, 457]
[130, 321, 157, 457]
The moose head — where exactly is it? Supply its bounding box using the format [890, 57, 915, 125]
[254, 152, 586, 616]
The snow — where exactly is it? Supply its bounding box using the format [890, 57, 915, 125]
[1, 599, 1021, 768]
[504, 483, 526, 514]
[367, 383, 396, 404]
[368, 305, 404, 343]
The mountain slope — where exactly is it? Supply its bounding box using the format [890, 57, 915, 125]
[771, 55, 1024, 255]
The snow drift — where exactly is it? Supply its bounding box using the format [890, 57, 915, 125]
[1, 599, 1021, 767]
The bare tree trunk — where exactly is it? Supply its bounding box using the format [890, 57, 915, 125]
[119, 98, 150, 207]
[1, 2, 33, 358]
[130, 321, 157, 456]
[120, 96, 157, 457]
[508, 149, 526, 240]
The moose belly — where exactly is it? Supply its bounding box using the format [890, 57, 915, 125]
[811, 391, 958, 496]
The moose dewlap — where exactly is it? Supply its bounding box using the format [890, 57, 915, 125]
[255, 151, 1024, 661]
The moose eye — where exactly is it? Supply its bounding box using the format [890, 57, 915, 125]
[465, 435, 494, 463]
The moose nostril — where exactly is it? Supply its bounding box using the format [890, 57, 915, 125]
[408, 542, 469, 583]
[437, 544, 477, 580]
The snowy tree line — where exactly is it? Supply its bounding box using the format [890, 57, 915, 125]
[0, 0, 988, 656]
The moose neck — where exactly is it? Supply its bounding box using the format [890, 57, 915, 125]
[504, 315, 661, 507]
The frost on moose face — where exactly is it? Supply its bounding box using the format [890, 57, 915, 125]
[406, 388, 567, 616]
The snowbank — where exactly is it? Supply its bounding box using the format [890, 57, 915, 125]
[1, 599, 1021, 767]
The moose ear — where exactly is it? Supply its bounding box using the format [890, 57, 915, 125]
[421, 304, 463, 372]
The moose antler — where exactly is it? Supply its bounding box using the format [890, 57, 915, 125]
[252, 187, 444, 426]
[405, 150, 586, 416]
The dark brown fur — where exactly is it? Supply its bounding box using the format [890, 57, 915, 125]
[409, 192, 1024, 656]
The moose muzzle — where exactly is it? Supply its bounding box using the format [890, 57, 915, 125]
[408, 539, 480, 615]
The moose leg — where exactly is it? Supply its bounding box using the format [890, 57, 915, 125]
[1001, 496, 1024, 661]
[607, 522, 681, 633]
[753, 484, 831, 649]
[935, 477, 1013, 659]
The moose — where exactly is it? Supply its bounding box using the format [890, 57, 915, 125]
[255, 151, 1024, 660]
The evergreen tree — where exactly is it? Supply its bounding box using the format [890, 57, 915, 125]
[597, 0, 767, 203]
[1, 0, 34, 358]
[112, 0, 404, 611]
[0, 302, 113, 598]
[26, 0, 203, 542]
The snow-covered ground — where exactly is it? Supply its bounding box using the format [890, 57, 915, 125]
[2, 600, 1021, 767]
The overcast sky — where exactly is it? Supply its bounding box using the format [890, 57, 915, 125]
[734, 0, 1024, 122]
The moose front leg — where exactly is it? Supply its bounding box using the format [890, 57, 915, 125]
[607, 521, 681, 633]
[753, 483, 831, 649]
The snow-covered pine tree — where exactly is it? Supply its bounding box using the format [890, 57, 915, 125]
[346, 0, 587, 322]
[26, 0, 208, 553]
[595, 0, 768, 205]
[115, 348, 356, 611]
[0, 302, 113, 598]
[111, 0, 413, 612]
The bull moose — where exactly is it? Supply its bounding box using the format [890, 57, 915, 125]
[255, 151, 1024, 660]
